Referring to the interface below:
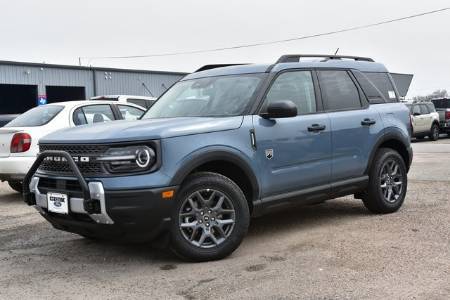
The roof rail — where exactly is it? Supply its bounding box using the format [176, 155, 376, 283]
[276, 54, 374, 64]
[195, 64, 248, 73]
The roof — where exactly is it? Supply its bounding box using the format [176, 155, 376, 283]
[183, 59, 389, 80]
[44, 100, 144, 109]
[91, 95, 156, 101]
[0, 59, 188, 77]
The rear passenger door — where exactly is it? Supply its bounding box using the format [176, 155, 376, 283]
[317, 70, 383, 183]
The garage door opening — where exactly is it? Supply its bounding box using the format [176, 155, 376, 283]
[0, 84, 38, 114]
[46, 86, 86, 103]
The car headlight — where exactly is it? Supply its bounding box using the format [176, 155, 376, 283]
[98, 145, 156, 173]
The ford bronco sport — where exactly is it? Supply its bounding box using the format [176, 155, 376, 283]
[24, 54, 413, 261]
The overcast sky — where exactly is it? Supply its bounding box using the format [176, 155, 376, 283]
[1, 0, 449, 97]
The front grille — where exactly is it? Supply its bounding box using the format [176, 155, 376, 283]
[38, 144, 109, 176]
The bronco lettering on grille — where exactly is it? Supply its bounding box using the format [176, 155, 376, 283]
[44, 156, 90, 163]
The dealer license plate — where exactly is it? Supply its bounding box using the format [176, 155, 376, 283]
[47, 192, 69, 214]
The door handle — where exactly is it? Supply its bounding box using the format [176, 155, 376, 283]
[361, 118, 376, 126]
[307, 124, 326, 132]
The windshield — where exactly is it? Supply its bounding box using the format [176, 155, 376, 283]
[142, 74, 264, 118]
[5, 105, 64, 127]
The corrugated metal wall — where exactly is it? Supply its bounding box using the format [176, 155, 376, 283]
[0, 64, 94, 96]
[94, 70, 183, 97]
[0, 62, 185, 100]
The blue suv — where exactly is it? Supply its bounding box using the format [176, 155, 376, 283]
[24, 54, 413, 261]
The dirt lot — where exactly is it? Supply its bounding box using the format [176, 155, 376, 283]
[0, 138, 449, 300]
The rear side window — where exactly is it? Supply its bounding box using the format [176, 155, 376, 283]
[419, 104, 429, 114]
[72, 105, 115, 126]
[426, 103, 436, 113]
[352, 71, 386, 104]
[363, 72, 397, 102]
[412, 105, 421, 115]
[6, 105, 63, 127]
[318, 70, 362, 111]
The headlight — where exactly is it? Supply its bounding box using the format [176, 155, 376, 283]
[98, 145, 156, 173]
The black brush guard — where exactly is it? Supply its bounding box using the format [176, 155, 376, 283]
[23, 150, 101, 214]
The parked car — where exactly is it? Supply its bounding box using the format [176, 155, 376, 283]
[24, 54, 412, 262]
[405, 102, 440, 140]
[90, 95, 156, 110]
[0, 114, 19, 127]
[0, 100, 145, 193]
[431, 98, 450, 136]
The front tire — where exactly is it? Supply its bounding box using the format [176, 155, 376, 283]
[362, 148, 407, 214]
[8, 181, 23, 193]
[170, 172, 250, 262]
[429, 124, 439, 141]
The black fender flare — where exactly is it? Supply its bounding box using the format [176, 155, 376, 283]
[365, 129, 412, 174]
[170, 147, 260, 201]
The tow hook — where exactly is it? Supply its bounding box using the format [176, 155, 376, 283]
[84, 199, 101, 214]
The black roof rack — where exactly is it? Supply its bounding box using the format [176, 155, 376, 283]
[276, 54, 374, 64]
[195, 64, 249, 73]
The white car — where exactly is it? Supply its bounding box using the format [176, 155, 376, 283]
[0, 100, 145, 192]
[90, 95, 156, 110]
[405, 102, 441, 140]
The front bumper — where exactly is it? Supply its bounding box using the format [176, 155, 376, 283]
[30, 177, 177, 241]
[0, 156, 35, 181]
[24, 150, 178, 242]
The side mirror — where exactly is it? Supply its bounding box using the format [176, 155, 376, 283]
[261, 100, 297, 119]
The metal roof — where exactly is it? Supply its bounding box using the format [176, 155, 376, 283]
[0, 59, 188, 76]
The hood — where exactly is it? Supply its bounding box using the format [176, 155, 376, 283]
[40, 117, 244, 144]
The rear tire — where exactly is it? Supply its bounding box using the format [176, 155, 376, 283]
[429, 124, 439, 141]
[170, 172, 250, 262]
[362, 148, 407, 214]
[8, 181, 23, 193]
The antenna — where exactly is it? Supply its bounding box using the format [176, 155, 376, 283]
[334, 48, 340, 55]
[137, 78, 154, 97]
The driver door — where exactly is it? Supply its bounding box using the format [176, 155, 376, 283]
[253, 70, 332, 201]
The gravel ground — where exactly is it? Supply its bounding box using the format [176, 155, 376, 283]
[0, 137, 449, 300]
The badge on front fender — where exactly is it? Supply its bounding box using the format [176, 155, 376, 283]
[265, 149, 274, 160]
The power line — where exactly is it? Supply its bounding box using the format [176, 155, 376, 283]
[80, 7, 450, 64]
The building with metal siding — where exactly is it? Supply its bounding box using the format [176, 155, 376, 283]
[0, 60, 187, 115]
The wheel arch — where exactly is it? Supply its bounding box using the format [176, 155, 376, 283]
[365, 131, 412, 174]
[170, 148, 260, 214]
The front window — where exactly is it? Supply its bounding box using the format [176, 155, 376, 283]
[6, 105, 63, 127]
[262, 71, 317, 115]
[142, 74, 264, 118]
